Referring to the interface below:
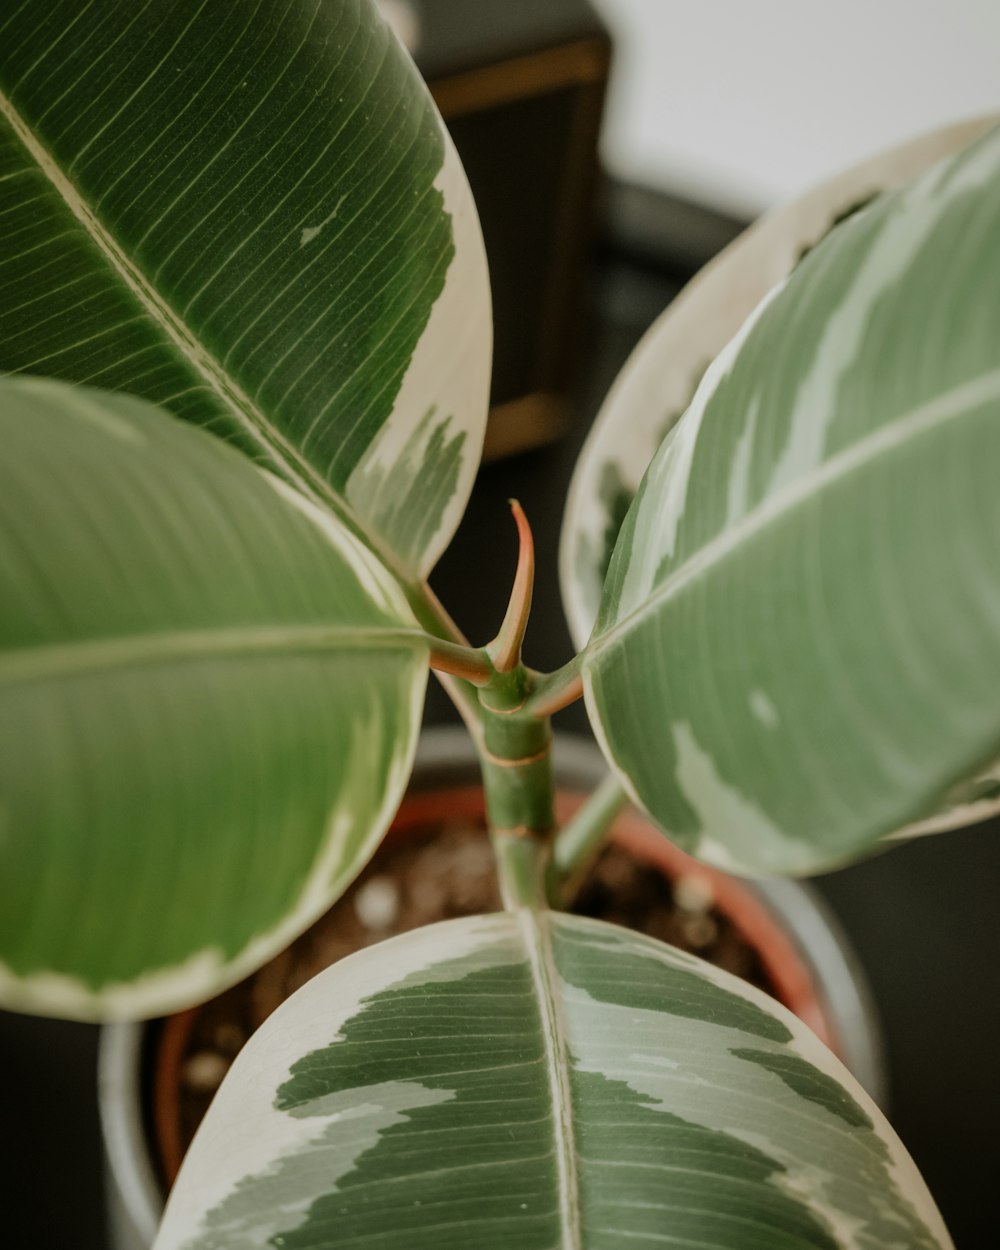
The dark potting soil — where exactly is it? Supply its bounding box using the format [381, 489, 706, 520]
[168, 819, 772, 1163]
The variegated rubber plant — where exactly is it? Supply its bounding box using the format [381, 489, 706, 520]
[0, 3, 996, 1247]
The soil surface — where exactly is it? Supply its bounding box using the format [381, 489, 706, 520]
[166, 818, 772, 1167]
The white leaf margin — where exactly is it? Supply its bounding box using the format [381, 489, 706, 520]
[559, 114, 999, 648]
[566, 920, 951, 1250]
[153, 914, 513, 1250]
[0, 675, 425, 1022]
[346, 128, 493, 579]
[154, 913, 951, 1250]
[0, 403, 430, 1021]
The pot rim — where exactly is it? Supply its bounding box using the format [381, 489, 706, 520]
[100, 727, 886, 1246]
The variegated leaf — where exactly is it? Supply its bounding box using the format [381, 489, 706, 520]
[156, 912, 949, 1250]
[0, 377, 427, 1020]
[0, 0, 490, 580]
[579, 124, 1000, 876]
[560, 117, 996, 648]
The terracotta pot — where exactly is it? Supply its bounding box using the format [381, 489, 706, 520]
[152, 780, 841, 1186]
[100, 730, 885, 1250]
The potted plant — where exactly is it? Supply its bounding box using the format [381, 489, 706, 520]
[99, 728, 887, 1248]
[1, 3, 997, 1247]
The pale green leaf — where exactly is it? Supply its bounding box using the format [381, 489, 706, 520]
[155, 912, 949, 1250]
[581, 124, 1000, 875]
[0, 0, 491, 579]
[0, 376, 427, 1020]
[560, 117, 996, 648]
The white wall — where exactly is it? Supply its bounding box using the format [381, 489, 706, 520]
[593, 0, 999, 216]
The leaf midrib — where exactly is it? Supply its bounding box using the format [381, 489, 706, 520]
[519, 910, 582, 1250]
[0, 623, 427, 685]
[0, 87, 400, 575]
[587, 368, 1000, 663]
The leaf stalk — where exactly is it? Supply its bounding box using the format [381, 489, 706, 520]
[524, 658, 585, 718]
[547, 774, 629, 905]
[425, 637, 493, 686]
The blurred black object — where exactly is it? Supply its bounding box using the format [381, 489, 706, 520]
[406, 0, 611, 458]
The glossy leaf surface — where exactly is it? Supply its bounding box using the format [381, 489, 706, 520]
[156, 912, 949, 1250]
[560, 117, 995, 649]
[582, 125, 1000, 874]
[0, 0, 490, 578]
[0, 378, 427, 1019]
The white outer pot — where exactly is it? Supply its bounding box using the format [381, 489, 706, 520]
[99, 729, 886, 1250]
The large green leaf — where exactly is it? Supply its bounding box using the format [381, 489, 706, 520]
[155, 912, 949, 1250]
[582, 124, 1000, 870]
[560, 117, 996, 650]
[580, 125, 1000, 875]
[0, 0, 490, 579]
[0, 377, 428, 1020]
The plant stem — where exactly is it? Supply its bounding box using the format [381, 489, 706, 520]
[547, 774, 629, 906]
[404, 579, 486, 744]
[426, 638, 493, 685]
[524, 656, 584, 718]
[491, 831, 550, 911]
[475, 639, 559, 914]
[479, 666, 554, 838]
[407, 503, 599, 915]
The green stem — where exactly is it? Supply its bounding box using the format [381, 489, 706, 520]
[405, 580, 485, 743]
[406, 572, 558, 852]
[479, 667, 554, 837]
[406, 505, 582, 913]
[547, 774, 629, 906]
[425, 637, 493, 686]
[491, 831, 550, 911]
[524, 655, 584, 718]
[475, 660, 559, 914]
